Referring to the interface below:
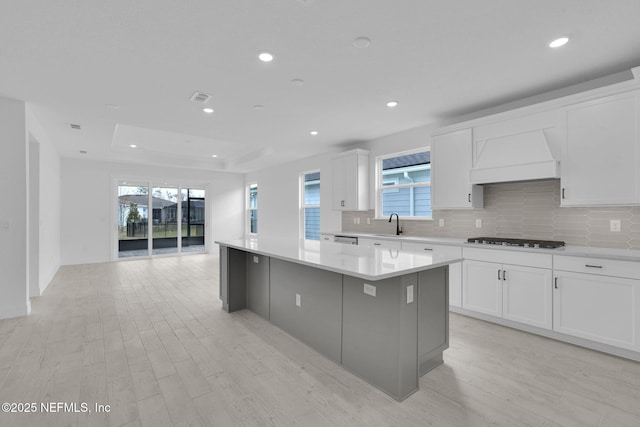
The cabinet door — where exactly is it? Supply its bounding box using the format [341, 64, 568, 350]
[562, 92, 640, 205]
[432, 128, 483, 209]
[502, 264, 552, 330]
[332, 156, 347, 210]
[342, 154, 359, 210]
[553, 271, 640, 351]
[462, 260, 502, 316]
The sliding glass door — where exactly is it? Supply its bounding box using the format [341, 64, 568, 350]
[152, 186, 179, 255]
[116, 181, 206, 259]
[181, 188, 205, 253]
[118, 184, 150, 258]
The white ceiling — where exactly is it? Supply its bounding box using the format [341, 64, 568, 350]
[2, 0, 640, 173]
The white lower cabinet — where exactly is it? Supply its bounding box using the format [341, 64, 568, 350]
[462, 248, 553, 330]
[402, 242, 463, 307]
[463, 260, 503, 316]
[502, 264, 552, 330]
[553, 256, 640, 352]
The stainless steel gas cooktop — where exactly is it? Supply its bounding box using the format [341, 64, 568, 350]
[467, 237, 565, 249]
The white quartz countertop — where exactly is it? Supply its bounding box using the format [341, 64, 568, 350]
[215, 238, 463, 281]
[321, 232, 640, 262]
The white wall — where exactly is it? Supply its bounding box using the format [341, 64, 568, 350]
[60, 158, 245, 265]
[0, 98, 30, 319]
[245, 152, 342, 240]
[27, 106, 61, 296]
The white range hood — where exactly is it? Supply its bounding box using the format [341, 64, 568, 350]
[469, 129, 559, 184]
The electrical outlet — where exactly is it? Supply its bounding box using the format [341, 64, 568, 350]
[406, 285, 414, 304]
[353, 217, 357, 224]
[295, 293, 301, 307]
[610, 219, 621, 232]
[438, 218, 444, 227]
[356, 217, 361, 224]
[253, 256, 259, 264]
[363, 283, 376, 297]
[475, 218, 482, 228]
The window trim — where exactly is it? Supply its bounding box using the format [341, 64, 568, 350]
[300, 169, 321, 240]
[247, 182, 258, 236]
[375, 148, 432, 220]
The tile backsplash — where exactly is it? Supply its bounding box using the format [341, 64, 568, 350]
[342, 180, 640, 250]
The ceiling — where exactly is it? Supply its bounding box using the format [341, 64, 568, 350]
[2, 1, 640, 173]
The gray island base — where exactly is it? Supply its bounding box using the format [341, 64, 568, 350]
[217, 239, 457, 401]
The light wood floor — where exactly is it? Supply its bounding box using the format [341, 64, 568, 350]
[1, 253, 640, 427]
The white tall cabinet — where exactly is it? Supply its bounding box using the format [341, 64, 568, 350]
[332, 149, 369, 211]
[561, 90, 640, 206]
[431, 128, 483, 209]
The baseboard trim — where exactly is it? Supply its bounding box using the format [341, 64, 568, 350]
[0, 301, 31, 320]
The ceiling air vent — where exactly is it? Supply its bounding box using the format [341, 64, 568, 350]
[70, 123, 81, 130]
[190, 91, 212, 103]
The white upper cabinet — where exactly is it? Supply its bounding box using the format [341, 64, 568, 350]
[431, 128, 483, 209]
[332, 149, 369, 211]
[561, 91, 640, 206]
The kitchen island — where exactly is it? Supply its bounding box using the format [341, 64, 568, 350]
[216, 237, 462, 400]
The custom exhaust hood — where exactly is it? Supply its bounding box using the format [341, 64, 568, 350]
[469, 129, 560, 184]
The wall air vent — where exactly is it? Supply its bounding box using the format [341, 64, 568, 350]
[70, 123, 81, 130]
[190, 91, 212, 103]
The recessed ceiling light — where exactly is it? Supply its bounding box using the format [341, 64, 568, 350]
[258, 52, 274, 62]
[129, 144, 137, 148]
[211, 154, 218, 158]
[549, 37, 569, 48]
[203, 107, 214, 114]
[353, 36, 371, 48]
[310, 131, 318, 136]
[253, 104, 265, 110]
[291, 78, 305, 86]
[386, 101, 398, 108]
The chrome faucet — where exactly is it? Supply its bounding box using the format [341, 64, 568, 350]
[388, 212, 402, 235]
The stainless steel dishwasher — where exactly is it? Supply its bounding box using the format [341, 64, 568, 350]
[333, 235, 358, 245]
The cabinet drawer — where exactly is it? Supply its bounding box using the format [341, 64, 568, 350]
[554, 255, 640, 280]
[358, 238, 402, 250]
[463, 247, 552, 269]
[402, 242, 462, 257]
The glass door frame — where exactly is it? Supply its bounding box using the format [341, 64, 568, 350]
[111, 178, 209, 260]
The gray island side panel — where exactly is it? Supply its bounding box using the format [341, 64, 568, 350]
[341, 273, 419, 400]
[269, 258, 343, 363]
[246, 253, 270, 319]
[418, 267, 449, 375]
[220, 246, 247, 312]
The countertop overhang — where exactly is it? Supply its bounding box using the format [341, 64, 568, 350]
[215, 238, 462, 281]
